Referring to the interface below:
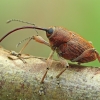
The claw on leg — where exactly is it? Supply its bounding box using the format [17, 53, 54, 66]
[39, 83, 46, 95]
[10, 51, 26, 63]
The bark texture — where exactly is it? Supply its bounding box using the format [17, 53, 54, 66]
[0, 46, 100, 100]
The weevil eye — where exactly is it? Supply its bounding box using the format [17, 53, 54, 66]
[47, 28, 53, 34]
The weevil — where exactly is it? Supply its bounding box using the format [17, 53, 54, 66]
[0, 19, 100, 83]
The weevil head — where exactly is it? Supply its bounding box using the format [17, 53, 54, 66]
[46, 26, 71, 47]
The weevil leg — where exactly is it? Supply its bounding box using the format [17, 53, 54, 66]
[56, 56, 69, 79]
[55, 57, 69, 87]
[94, 50, 100, 62]
[71, 48, 98, 62]
[18, 37, 33, 54]
[18, 35, 50, 54]
[33, 35, 50, 47]
[10, 35, 50, 63]
[9, 37, 32, 58]
[40, 49, 56, 83]
[39, 49, 55, 95]
[9, 51, 26, 63]
[9, 37, 33, 63]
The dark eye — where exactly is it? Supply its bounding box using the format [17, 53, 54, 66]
[47, 28, 53, 34]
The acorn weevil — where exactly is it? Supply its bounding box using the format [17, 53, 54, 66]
[0, 19, 100, 83]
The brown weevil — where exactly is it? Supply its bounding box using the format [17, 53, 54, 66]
[0, 19, 100, 83]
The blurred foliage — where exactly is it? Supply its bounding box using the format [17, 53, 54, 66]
[0, 0, 100, 66]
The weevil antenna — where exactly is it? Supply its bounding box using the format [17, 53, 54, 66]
[7, 19, 38, 34]
[7, 19, 35, 25]
[16, 36, 32, 48]
[0, 26, 48, 42]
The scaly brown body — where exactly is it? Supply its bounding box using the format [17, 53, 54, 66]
[47, 27, 98, 63]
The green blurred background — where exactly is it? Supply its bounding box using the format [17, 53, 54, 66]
[0, 0, 100, 67]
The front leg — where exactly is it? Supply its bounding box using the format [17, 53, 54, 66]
[19, 35, 50, 54]
[10, 35, 50, 63]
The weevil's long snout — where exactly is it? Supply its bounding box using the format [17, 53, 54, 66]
[0, 26, 48, 42]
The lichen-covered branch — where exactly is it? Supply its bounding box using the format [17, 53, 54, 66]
[0, 46, 100, 100]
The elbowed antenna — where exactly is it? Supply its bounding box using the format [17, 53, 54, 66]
[0, 26, 48, 42]
[7, 19, 36, 25]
